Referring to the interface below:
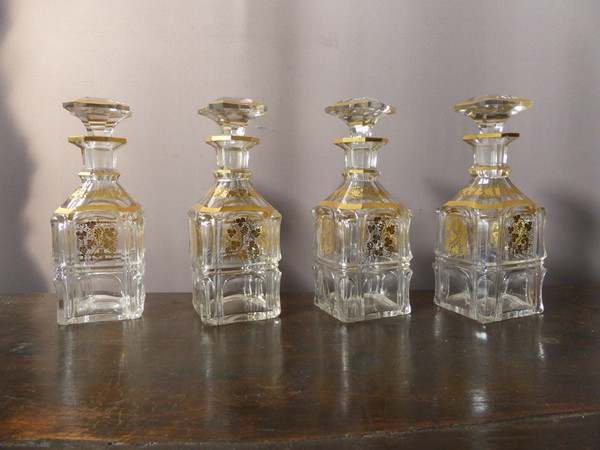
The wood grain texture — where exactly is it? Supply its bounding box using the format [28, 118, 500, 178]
[0, 287, 599, 447]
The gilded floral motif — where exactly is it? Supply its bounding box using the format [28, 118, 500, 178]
[214, 186, 250, 200]
[444, 214, 468, 257]
[366, 216, 398, 258]
[331, 185, 365, 201]
[507, 214, 533, 256]
[76, 220, 118, 261]
[224, 217, 266, 259]
[346, 186, 363, 200]
[459, 185, 501, 197]
[490, 221, 500, 248]
[318, 218, 335, 257]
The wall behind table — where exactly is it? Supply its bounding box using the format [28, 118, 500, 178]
[1, 0, 598, 293]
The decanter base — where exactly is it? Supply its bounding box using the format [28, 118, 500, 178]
[313, 262, 411, 323]
[314, 292, 409, 323]
[54, 265, 145, 325]
[58, 294, 144, 325]
[192, 269, 281, 326]
[434, 293, 542, 324]
[195, 294, 281, 326]
[433, 259, 545, 324]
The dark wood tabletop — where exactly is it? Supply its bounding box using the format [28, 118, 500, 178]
[0, 287, 599, 448]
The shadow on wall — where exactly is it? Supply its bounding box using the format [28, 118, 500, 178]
[0, 3, 46, 293]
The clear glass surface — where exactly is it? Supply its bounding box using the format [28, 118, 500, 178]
[189, 98, 281, 325]
[434, 96, 546, 323]
[51, 98, 145, 325]
[313, 98, 412, 323]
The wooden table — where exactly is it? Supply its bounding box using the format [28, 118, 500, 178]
[1, 287, 599, 448]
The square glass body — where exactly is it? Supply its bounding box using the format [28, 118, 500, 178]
[434, 177, 546, 323]
[52, 180, 145, 325]
[313, 186, 412, 323]
[189, 191, 281, 326]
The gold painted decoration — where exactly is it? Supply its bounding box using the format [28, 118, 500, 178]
[213, 186, 251, 200]
[366, 216, 398, 258]
[318, 200, 401, 210]
[444, 199, 533, 210]
[490, 221, 500, 248]
[318, 217, 335, 257]
[224, 217, 266, 260]
[507, 214, 533, 256]
[331, 184, 364, 200]
[444, 214, 468, 257]
[76, 220, 118, 261]
[459, 185, 501, 197]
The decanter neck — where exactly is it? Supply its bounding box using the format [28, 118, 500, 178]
[207, 136, 258, 173]
[70, 137, 123, 180]
[465, 134, 518, 178]
[337, 138, 385, 179]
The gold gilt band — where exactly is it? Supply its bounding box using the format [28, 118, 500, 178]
[206, 135, 259, 144]
[54, 204, 141, 214]
[192, 204, 276, 214]
[78, 171, 120, 177]
[444, 199, 534, 210]
[468, 166, 511, 175]
[318, 200, 402, 210]
[333, 137, 387, 145]
[342, 169, 378, 174]
[462, 132, 519, 141]
[214, 169, 252, 174]
[68, 136, 127, 144]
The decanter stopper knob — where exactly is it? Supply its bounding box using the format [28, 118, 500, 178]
[325, 98, 395, 137]
[455, 95, 532, 134]
[198, 97, 267, 136]
[62, 97, 130, 137]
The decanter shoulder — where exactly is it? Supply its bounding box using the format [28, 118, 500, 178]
[190, 180, 280, 220]
[54, 180, 142, 217]
[445, 177, 542, 211]
[318, 180, 410, 215]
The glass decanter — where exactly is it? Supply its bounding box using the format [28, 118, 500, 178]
[313, 98, 412, 322]
[51, 98, 145, 325]
[434, 95, 546, 323]
[189, 98, 281, 325]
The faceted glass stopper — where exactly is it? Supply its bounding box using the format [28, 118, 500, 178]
[455, 95, 532, 133]
[63, 97, 130, 137]
[325, 98, 395, 137]
[198, 97, 267, 136]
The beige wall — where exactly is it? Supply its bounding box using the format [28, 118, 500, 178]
[1, 0, 599, 293]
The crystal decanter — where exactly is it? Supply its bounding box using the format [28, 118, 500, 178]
[434, 95, 546, 323]
[51, 98, 145, 325]
[313, 98, 412, 322]
[189, 98, 281, 325]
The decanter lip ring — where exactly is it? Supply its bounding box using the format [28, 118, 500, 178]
[333, 137, 387, 144]
[343, 169, 379, 174]
[214, 169, 252, 174]
[462, 132, 519, 141]
[68, 136, 126, 144]
[206, 135, 259, 144]
[78, 170, 120, 177]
